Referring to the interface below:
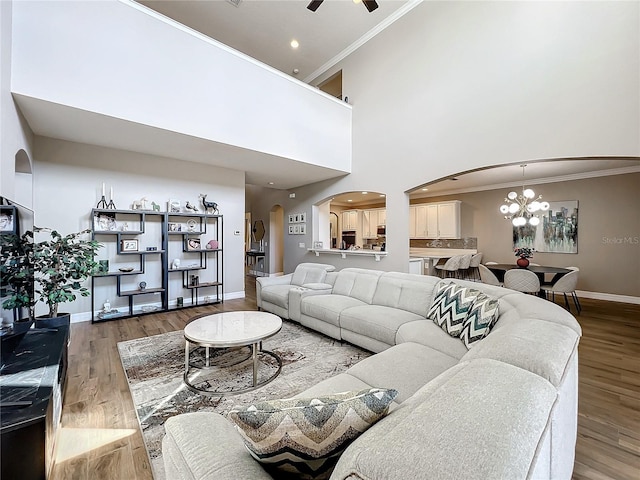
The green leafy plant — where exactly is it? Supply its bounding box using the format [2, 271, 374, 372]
[32, 227, 102, 318]
[0, 231, 35, 320]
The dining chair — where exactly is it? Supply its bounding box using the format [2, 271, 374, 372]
[503, 269, 540, 295]
[435, 255, 461, 278]
[478, 264, 502, 286]
[456, 254, 473, 279]
[468, 253, 483, 280]
[541, 270, 581, 314]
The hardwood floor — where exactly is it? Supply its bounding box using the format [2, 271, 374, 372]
[50, 278, 640, 480]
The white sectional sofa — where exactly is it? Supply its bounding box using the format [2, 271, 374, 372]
[163, 265, 582, 480]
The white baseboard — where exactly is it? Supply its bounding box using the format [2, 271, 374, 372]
[71, 290, 246, 324]
[576, 290, 640, 305]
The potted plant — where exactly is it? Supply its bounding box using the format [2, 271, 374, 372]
[0, 230, 35, 329]
[514, 246, 534, 268]
[31, 227, 102, 328]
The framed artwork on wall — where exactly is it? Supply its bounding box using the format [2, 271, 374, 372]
[288, 225, 295, 234]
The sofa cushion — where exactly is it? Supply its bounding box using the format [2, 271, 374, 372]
[427, 281, 481, 337]
[339, 305, 424, 347]
[260, 284, 295, 309]
[228, 388, 398, 479]
[163, 412, 273, 480]
[345, 342, 459, 403]
[301, 295, 366, 327]
[459, 293, 500, 348]
[462, 318, 580, 387]
[371, 272, 438, 317]
[332, 359, 558, 480]
[331, 268, 384, 304]
[395, 320, 468, 360]
[291, 263, 335, 287]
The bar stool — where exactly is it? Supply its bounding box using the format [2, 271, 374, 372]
[435, 255, 461, 278]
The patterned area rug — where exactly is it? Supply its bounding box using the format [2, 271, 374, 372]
[117, 321, 370, 480]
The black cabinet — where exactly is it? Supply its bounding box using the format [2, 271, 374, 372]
[0, 326, 69, 480]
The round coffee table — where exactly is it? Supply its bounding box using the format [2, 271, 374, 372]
[183, 311, 282, 396]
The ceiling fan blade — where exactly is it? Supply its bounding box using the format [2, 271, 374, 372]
[363, 0, 379, 12]
[307, 0, 323, 12]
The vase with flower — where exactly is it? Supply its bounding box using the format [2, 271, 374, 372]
[514, 247, 534, 268]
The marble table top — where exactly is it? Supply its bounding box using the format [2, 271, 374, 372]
[184, 311, 282, 347]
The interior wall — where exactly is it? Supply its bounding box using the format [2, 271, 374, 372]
[283, 1, 638, 275]
[0, 0, 33, 202]
[412, 173, 640, 297]
[33, 136, 246, 320]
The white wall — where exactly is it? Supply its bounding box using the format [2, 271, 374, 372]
[0, 0, 33, 202]
[283, 1, 639, 276]
[33, 137, 246, 321]
[11, 0, 351, 173]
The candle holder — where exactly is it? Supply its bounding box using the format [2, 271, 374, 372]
[107, 199, 116, 209]
[96, 195, 108, 209]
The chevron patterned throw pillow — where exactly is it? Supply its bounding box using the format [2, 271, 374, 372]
[427, 281, 482, 336]
[228, 388, 398, 479]
[459, 293, 500, 348]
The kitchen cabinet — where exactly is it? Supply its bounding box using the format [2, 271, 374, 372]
[410, 201, 461, 239]
[341, 210, 359, 231]
[362, 209, 386, 239]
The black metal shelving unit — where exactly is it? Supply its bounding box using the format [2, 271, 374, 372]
[90, 209, 222, 322]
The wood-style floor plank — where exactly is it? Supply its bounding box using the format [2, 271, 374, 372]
[49, 280, 640, 480]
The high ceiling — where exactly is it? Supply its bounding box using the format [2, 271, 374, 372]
[137, 0, 413, 82]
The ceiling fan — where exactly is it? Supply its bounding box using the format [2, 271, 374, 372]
[307, 0, 379, 13]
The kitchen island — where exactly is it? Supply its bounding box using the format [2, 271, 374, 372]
[409, 248, 477, 275]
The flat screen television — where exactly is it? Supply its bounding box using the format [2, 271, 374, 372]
[0, 196, 34, 366]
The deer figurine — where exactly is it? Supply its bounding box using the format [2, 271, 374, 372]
[200, 194, 219, 214]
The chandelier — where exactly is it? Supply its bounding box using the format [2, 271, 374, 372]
[499, 164, 549, 227]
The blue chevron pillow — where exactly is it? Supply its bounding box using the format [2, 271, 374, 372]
[428, 281, 482, 337]
[228, 388, 398, 480]
[460, 293, 500, 348]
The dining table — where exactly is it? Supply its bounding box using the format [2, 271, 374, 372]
[486, 264, 572, 296]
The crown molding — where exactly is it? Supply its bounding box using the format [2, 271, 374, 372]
[304, 0, 424, 84]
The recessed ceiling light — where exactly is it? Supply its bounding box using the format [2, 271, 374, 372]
[290, 39, 299, 49]
[450, 177, 458, 181]
[362, 191, 368, 195]
[379, 194, 385, 197]
[347, 199, 353, 202]
[421, 188, 428, 191]
[268, 182, 274, 185]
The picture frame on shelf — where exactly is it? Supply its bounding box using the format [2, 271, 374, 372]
[0, 210, 15, 232]
[168, 222, 181, 232]
[121, 239, 139, 252]
[186, 237, 201, 251]
[169, 199, 181, 213]
[94, 212, 117, 231]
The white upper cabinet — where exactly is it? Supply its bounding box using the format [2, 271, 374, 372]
[410, 201, 461, 239]
[341, 210, 359, 231]
[362, 209, 386, 238]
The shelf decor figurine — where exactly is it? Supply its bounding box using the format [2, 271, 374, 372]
[185, 201, 199, 213]
[206, 239, 219, 250]
[200, 194, 219, 214]
[131, 197, 148, 210]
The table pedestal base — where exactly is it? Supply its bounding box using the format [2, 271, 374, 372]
[183, 341, 282, 397]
